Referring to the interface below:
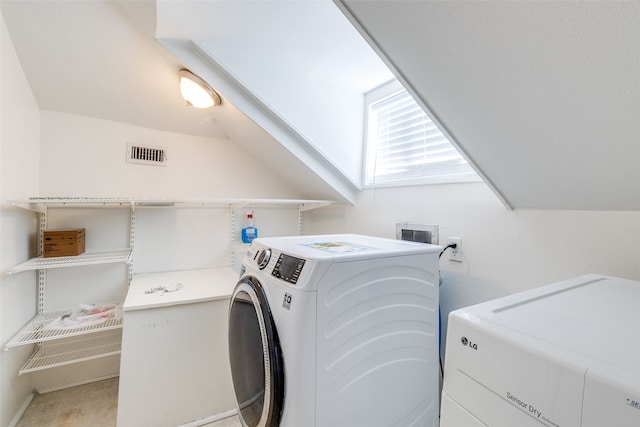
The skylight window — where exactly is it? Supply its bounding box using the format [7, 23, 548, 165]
[364, 81, 479, 187]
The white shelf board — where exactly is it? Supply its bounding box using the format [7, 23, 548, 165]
[10, 197, 333, 212]
[19, 332, 122, 375]
[124, 267, 238, 311]
[10, 198, 136, 212]
[4, 308, 123, 350]
[8, 249, 132, 274]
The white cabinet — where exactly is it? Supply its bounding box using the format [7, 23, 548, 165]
[117, 268, 239, 426]
[5, 197, 331, 376]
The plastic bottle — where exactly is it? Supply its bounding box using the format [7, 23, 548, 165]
[241, 211, 258, 243]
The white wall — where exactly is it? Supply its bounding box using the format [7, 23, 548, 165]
[0, 113, 316, 421]
[0, 11, 40, 427]
[2, 60, 312, 412]
[28, 111, 309, 392]
[304, 182, 640, 356]
[39, 111, 302, 199]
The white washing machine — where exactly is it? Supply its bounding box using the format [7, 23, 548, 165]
[227, 234, 441, 427]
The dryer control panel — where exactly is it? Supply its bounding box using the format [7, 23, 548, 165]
[272, 253, 306, 285]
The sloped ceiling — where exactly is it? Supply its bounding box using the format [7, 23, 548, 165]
[154, 0, 392, 186]
[5, 1, 639, 210]
[338, 1, 640, 210]
[0, 0, 358, 203]
[1, 0, 225, 139]
[154, 0, 394, 204]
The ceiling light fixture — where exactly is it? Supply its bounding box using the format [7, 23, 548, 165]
[178, 69, 221, 108]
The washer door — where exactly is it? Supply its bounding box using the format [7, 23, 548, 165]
[228, 276, 285, 427]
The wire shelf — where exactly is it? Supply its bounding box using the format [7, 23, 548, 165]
[19, 332, 122, 375]
[8, 249, 132, 274]
[10, 197, 333, 212]
[4, 308, 123, 350]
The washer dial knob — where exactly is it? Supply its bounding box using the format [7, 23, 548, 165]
[257, 249, 271, 270]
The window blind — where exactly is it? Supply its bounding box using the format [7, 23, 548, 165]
[366, 89, 478, 186]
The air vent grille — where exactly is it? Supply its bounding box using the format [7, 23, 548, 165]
[126, 143, 168, 166]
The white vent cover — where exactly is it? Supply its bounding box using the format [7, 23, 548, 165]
[126, 143, 168, 166]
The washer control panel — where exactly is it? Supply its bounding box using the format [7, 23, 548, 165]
[271, 253, 306, 285]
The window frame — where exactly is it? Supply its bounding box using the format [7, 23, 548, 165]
[363, 80, 480, 188]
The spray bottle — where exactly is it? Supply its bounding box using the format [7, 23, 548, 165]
[241, 211, 258, 243]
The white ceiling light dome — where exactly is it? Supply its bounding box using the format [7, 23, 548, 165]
[178, 69, 221, 108]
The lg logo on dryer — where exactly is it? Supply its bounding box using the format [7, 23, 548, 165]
[283, 293, 292, 310]
[461, 336, 478, 350]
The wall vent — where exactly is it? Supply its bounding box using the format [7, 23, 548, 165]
[396, 223, 439, 245]
[126, 143, 168, 166]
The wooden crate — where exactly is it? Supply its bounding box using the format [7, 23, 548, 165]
[43, 228, 86, 257]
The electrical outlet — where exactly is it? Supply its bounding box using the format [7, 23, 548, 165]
[448, 237, 462, 262]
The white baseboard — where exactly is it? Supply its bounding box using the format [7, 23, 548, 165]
[33, 373, 118, 394]
[8, 392, 34, 427]
[178, 409, 238, 427]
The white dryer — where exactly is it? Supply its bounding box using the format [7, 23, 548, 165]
[227, 234, 441, 427]
[441, 274, 640, 427]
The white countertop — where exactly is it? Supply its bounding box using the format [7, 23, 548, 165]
[123, 267, 239, 311]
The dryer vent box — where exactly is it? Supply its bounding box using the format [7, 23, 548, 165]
[126, 143, 168, 166]
[396, 223, 439, 245]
